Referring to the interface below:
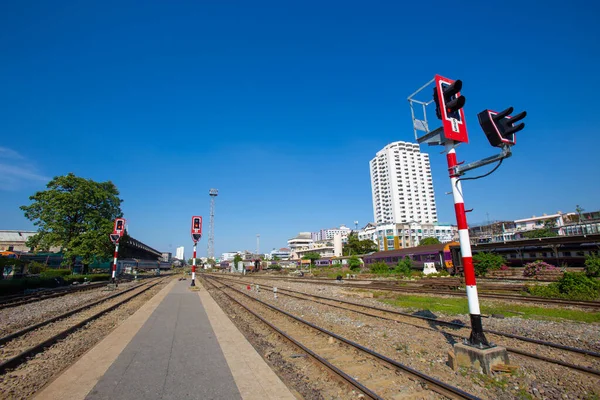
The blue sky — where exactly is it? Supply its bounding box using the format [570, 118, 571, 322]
[1, 1, 598, 259]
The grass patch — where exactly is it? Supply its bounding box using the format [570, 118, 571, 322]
[380, 293, 600, 323]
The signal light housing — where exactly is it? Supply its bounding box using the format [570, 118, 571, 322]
[478, 107, 527, 147]
[432, 75, 468, 143]
[191, 216, 202, 242]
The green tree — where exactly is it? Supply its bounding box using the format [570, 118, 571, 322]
[394, 256, 413, 275]
[418, 237, 441, 246]
[20, 173, 123, 270]
[522, 228, 558, 239]
[272, 255, 280, 261]
[472, 252, 506, 276]
[584, 254, 600, 278]
[301, 252, 321, 266]
[233, 254, 243, 268]
[344, 232, 378, 255]
[348, 255, 362, 271]
[370, 261, 390, 274]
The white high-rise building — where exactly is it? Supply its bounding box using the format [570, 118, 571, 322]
[370, 141, 437, 225]
[176, 246, 185, 260]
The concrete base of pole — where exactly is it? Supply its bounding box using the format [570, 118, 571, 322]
[450, 343, 509, 375]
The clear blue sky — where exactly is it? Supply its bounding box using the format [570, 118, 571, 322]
[1, 1, 598, 259]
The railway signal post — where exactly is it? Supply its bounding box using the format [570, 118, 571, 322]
[191, 216, 203, 287]
[408, 74, 527, 374]
[109, 218, 126, 285]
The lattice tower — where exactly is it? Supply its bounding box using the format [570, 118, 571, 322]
[208, 188, 218, 260]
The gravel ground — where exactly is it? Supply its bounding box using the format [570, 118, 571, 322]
[214, 275, 600, 400]
[0, 280, 143, 337]
[0, 277, 171, 400]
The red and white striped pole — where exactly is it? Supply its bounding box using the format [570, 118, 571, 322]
[111, 242, 120, 284]
[445, 141, 490, 347]
[191, 241, 197, 287]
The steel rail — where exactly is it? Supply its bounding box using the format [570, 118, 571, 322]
[0, 277, 162, 346]
[204, 277, 481, 400]
[0, 277, 166, 374]
[208, 275, 600, 377]
[203, 279, 382, 400]
[245, 275, 600, 309]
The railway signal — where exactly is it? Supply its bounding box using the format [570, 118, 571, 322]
[109, 218, 126, 284]
[478, 107, 528, 147]
[190, 216, 203, 287]
[432, 75, 468, 143]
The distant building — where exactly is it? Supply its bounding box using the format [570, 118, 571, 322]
[373, 222, 457, 251]
[175, 246, 185, 260]
[287, 232, 313, 259]
[269, 248, 291, 260]
[312, 225, 352, 242]
[221, 252, 240, 262]
[161, 252, 172, 263]
[0, 230, 61, 253]
[357, 223, 377, 243]
[370, 141, 438, 225]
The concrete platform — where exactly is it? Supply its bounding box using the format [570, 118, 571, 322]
[35, 279, 296, 400]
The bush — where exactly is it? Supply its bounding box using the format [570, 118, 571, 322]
[348, 256, 362, 271]
[528, 272, 600, 300]
[584, 254, 600, 278]
[40, 269, 72, 278]
[268, 265, 282, 271]
[473, 252, 505, 276]
[527, 284, 561, 298]
[64, 274, 110, 284]
[394, 256, 412, 276]
[27, 261, 48, 275]
[370, 262, 391, 274]
[556, 272, 600, 300]
[523, 260, 559, 278]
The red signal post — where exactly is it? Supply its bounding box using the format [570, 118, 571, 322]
[190, 216, 203, 287]
[109, 218, 126, 284]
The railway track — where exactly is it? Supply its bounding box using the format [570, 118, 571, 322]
[0, 277, 167, 374]
[202, 276, 481, 400]
[242, 274, 600, 310]
[0, 282, 108, 310]
[208, 275, 600, 378]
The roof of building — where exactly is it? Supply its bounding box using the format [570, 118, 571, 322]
[0, 230, 37, 242]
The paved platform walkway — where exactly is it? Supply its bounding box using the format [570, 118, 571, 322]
[36, 278, 296, 400]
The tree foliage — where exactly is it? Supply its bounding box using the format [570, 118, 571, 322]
[584, 254, 600, 278]
[394, 256, 413, 275]
[472, 252, 506, 277]
[344, 232, 378, 255]
[233, 254, 243, 267]
[348, 255, 362, 271]
[522, 228, 558, 239]
[418, 237, 441, 246]
[20, 173, 123, 269]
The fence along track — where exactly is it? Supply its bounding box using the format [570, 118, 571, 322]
[203, 277, 480, 400]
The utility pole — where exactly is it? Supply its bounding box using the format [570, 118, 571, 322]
[256, 234, 260, 255]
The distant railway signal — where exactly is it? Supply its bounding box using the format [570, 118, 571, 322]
[190, 215, 203, 287]
[432, 75, 468, 143]
[110, 218, 126, 244]
[110, 218, 126, 283]
[478, 107, 527, 147]
[191, 216, 202, 243]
